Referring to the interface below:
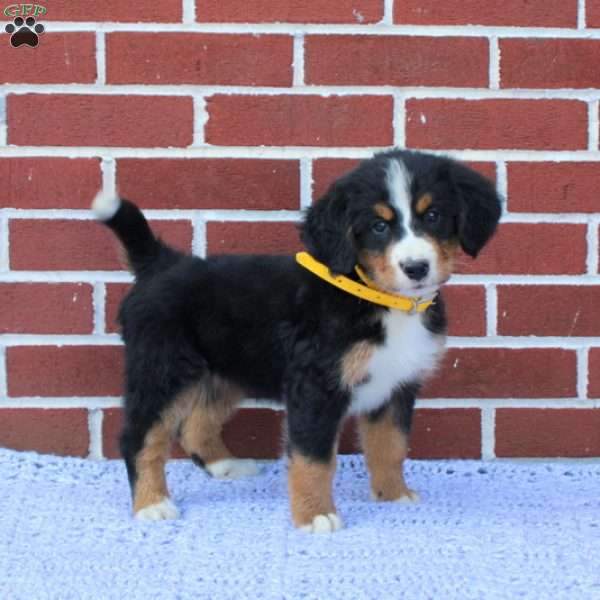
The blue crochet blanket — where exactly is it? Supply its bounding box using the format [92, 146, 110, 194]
[1, 449, 599, 599]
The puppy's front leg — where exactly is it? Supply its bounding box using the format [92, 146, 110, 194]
[358, 386, 420, 503]
[286, 385, 348, 533]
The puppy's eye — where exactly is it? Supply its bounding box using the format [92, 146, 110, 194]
[371, 220, 389, 234]
[424, 209, 440, 224]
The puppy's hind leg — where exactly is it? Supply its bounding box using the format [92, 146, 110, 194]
[178, 378, 260, 480]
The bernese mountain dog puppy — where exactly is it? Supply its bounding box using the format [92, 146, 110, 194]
[92, 149, 501, 533]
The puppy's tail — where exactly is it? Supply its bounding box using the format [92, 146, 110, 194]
[92, 191, 181, 278]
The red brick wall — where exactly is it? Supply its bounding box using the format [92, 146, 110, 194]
[1, 0, 599, 460]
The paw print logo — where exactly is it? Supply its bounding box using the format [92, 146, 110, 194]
[5, 16, 45, 48]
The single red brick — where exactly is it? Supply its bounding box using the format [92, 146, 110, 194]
[7, 346, 123, 397]
[588, 349, 600, 397]
[312, 159, 363, 202]
[207, 221, 301, 255]
[306, 36, 488, 87]
[40, 0, 182, 21]
[117, 159, 300, 210]
[206, 95, 393, 147]
[312, 160, 495, 203]
[196, 0, 383, 23]
[443, 285, 487, 337]
[495, 409, 600, 457]
[501, 39, 600, 89]
[457, 223, 587, 275]
[107, 33, 292, 86]
[507, 162, 600, 213]
[0, 158, 101, 209]
[339, 409, 481, 458]
[7, 95, 193, 148]
[394, 0, 576, 27]
[0, 34, 96, 84]
[9, 219, 192, 271]
[0, 409, 90, 457]
[406, 99, 588, 151]
[587, 1, 600, 27]
[423, 348, 577, 398]
[0, 283, 93, 334]
[498, 286, 600, 336]
[105, 283, 131, 334]
[104, 407, 284, 459]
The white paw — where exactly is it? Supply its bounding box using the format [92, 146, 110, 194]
[135, 497, 179, 521]
[371, 489, 421, 503]
[206, 458, 260, 479]
[299, 513, 344, 534]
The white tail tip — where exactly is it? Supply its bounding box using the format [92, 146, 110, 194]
[92, 190, 120, 221]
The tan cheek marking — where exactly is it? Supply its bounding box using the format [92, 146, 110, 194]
[374, 202, 394, 221]
[415, 194, 433, 215]
[340, 341, 375, 388]
[427, 236, 459, 283]
[133, 422, 172, 514]
[359, 245, 397, 291]
[358, 410, 415, 502]
[288, 452, 337, 527]
[172, 378, 244, 466]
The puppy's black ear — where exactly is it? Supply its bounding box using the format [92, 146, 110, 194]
[451, 161, 502, 257]
[300, 184, 357, 275]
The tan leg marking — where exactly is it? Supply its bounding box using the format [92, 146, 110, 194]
[340, 341, 375, 388]
[177, 379, 242, 465]
[358, 410, 418, 502]
[288, 452, 341, 531]
[133, 421, 172, 514]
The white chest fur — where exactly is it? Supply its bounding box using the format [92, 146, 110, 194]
[349, 310, 444, 415]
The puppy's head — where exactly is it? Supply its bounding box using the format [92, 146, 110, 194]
[301, 150, 501, 297]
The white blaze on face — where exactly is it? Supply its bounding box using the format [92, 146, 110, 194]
[385, 159, 440, 296]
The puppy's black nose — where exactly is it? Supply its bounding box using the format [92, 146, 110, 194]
[401, 260, 430, 281]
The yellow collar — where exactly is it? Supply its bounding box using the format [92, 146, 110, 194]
[295, 252, 436, 313]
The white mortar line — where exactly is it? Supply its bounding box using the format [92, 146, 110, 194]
[293, 34, 305, 86]
[34, 22, 600, 38]
[1, 333, 598, 349]
[299, 158, 313, 209]
[496, 160, 508, 201]
[4, 147, 600, 161]
[0, 345, 7, 400]
[0, 334, 122, 346]
[577, 347, 590, 399]
[588, 100, 599, 150]
[481, 407, 496, 460]
[2, 396, 597, 410]
[382, 0, 395, 25]
[182, 0, 196, 24]
[101, 157, 116, 195]
[578, 0, 587, 29]
[7, 84, 600, 99]
[193, 96, 208, 146]
[2, 208, 598, 224]
[485, 284, 498, 336]
[0, 215, 8, 272]
[88, 409, 104, 459]
[587, 220, 599, 274]
[4, 272, 600, 285]
[489, 36, 500, 90]
[192, 212, 207, 257]
[92, 283, 106, 334]
[96, 31, 106, 85]
[393, 93, 406, 147]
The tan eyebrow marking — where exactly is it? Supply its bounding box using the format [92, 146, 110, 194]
[374, 202, 394, 221]
[415, 194, 433, 215]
